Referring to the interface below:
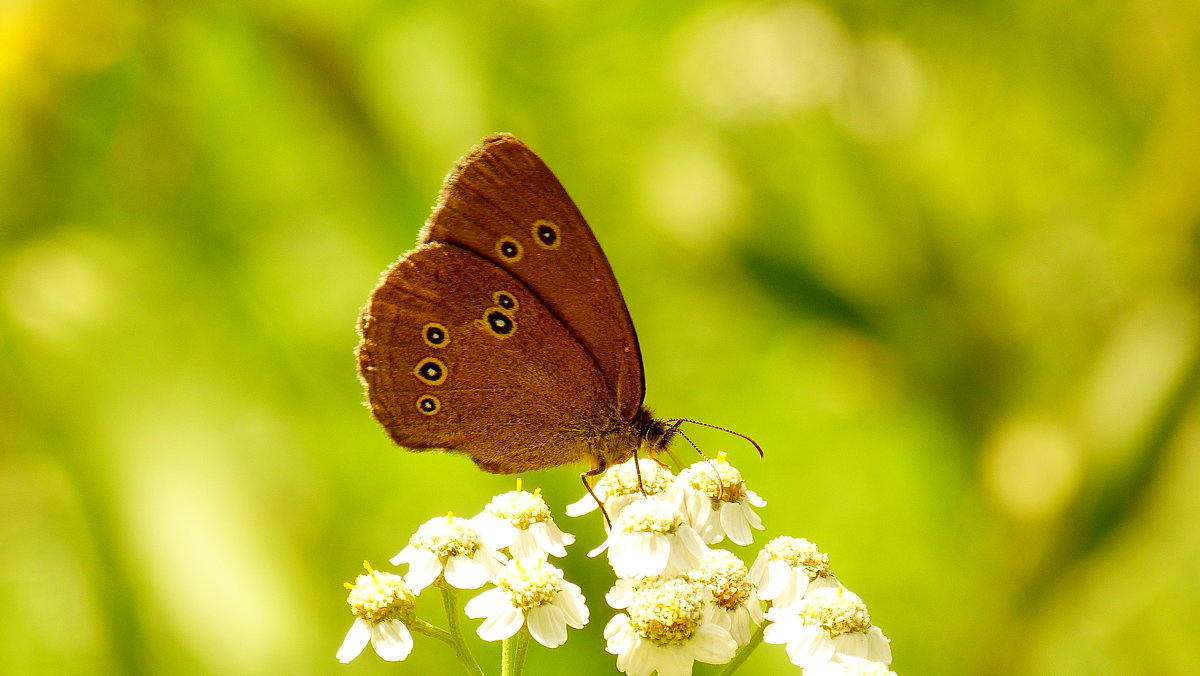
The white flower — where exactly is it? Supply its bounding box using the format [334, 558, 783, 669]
[464, 557, 589, 648]
[474, 488, 576, 559]
[588, 498, 709, 578]
[676, 453, 766, 545]
[604, 575, 738, 676]
[391, 514, 507, 592]
[763, 586, 892, 669]
[689, 550, 763, 647]
[566, 458, 675, 520]
[804, 659, 899, 675]
[751, 536, 839, 608]
[336, 565, 416, 663]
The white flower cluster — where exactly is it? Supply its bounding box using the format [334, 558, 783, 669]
[336, 457, 896, 674]
[337, 486, 585, 664]
[575, 455, 894, 676]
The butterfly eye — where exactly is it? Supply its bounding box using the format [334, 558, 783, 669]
[476, 309, 516, 339]
[496, 236, 523, 262]
[493, 291, 518, 311]
[422, 322, 449, 348]
[532, 219, 561, 249]
[413, 357, 447, 385]
[416, 395, 441, 415]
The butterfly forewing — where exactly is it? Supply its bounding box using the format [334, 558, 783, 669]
[421, 134, 646, 420]
[358, 243, 616, 473]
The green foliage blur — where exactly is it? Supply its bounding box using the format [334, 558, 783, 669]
[3, 1, 1199, 674]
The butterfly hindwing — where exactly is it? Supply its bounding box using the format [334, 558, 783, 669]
[420, 134, 646, 421]
[357, 242, 617, 473]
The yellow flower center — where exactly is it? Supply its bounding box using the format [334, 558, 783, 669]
[617, 499, 683, 536]
[600, 459, 674, 498]
[796, 594, 872, 638]
[345, 568, 414, 624]
[683, 458, 747, 507]
[487, 490, 551, 529]
[764, 536, 830, 581]
[495, 559, 563, 610]
[626, 577, 708, 646]
[409, 516, 482, 559]
[691, 550, 753, 611]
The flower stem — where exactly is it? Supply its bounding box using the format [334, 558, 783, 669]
[502, 634, 513, 676]
[719, 622, 765, 675]
[512, 627, 530, 676]
[407, 617, 454, 645]
[441, 586, 485, 676]
[501, 627, 530, 676]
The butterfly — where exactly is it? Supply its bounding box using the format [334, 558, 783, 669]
[356, 134, 753, 484]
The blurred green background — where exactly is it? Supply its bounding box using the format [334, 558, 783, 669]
[3, 0, 1200, 674]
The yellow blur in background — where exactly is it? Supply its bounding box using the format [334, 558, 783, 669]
[3, 0, 1199, 674]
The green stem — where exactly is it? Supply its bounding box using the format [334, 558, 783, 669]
[501, 626, 530, 676]
[512, 627, 530, 676]
[441, 586, 485, 676]
[407, 617, 455, 645]
[719, 621, 766, 676]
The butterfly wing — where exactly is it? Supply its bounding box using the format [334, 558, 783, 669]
[357, 242, 619, 474]
[419, 134, 646, 421]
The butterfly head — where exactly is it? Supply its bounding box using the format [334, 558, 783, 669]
[633, 407, 678, 456]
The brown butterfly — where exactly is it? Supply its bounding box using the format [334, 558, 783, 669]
[356, 135, 752, 484]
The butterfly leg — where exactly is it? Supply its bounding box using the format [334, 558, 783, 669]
[581, 460, 613, 529]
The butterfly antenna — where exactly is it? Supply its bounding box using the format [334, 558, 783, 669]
[675, 427, 728, 502]
[675, 427, 704, 458]
[664, 418, 764, 458]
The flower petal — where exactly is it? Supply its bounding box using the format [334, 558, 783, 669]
[587, 535, 611, 558]
[689, 624, 738, 664]
[477, 603, 524, 642]
[464, 587, 507, 619]
[565, 493, 601, 517]
[624, 638, 658, 676]
[639, 533, 671, 575]
[720, 503, 753, 545]
[504, 529, 529, 558]
[335, 618, 372, 663]
[389, 545, 414, 566]
[832, 630, 869, 661]
[762, 614, 798, 644]
[556, 587, 589, 627]
[606, 580, 634, 609]
[369, 619, 413, 661]
[772, 568, 806, 608]
[654, 644, 695, 676]
[546, 519, 575, 547]
[529, 522, 569, 557]
[459, 549, 504, 589]
[743, 499, 764, 528]
[402, 550, 442, 591]
[528, 604, 568, 648]
[723, 607, 751, 646]
[784, 626, 836, 668]
[443, 554, 486, 589]
[866, 625, 893, 664]
[666, 531, 705, 574]
[604, 613, 634, 648]
[756, 558, 790, 601]
[475, 514, 518, 550]
[612, 533, 667, 577]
